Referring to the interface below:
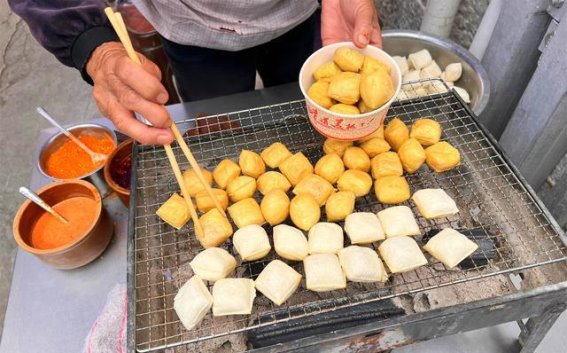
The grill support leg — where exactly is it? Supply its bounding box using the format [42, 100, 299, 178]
[517, 303, 567, 353]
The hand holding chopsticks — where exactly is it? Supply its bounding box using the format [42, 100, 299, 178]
[104, 7, 227, 236]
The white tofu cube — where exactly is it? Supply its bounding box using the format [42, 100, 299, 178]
[273, 224, 309, 261]
[174, 276, 212, 330]
[308, 222, 344, 254]
[304, 254, 346, 292]
[255, 260, 302, 305]
[423, 228, 478, 269]
[344, 212, 385, 244]
[190, 247, 237, 282]
[412, 189, 459, 219]
[212, 278, 256, 316]
[233, 224, 271, 261]
[338, 246, 388, 282]
[378, 236, 428, 273]
[377, 206, 420, 238]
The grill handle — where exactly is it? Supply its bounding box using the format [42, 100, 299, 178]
[247, 299, 405, 348]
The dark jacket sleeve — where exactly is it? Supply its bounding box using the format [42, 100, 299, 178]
[9, 0, 119, 82]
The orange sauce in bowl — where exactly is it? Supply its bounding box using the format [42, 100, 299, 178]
[30, 197, 98, 250]
[45, 134, 115, 179]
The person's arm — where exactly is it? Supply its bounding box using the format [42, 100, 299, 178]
[9, 0, 117, 82]
[9, 1, 174, 145]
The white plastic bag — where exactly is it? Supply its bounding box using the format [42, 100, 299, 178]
[83, 283, 127, 353]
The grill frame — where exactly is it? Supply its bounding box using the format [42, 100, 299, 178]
[127, 83, 567, 353]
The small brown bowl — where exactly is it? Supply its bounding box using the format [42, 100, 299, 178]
[12, 180, 114, 270]
[104, 139, 133, 205]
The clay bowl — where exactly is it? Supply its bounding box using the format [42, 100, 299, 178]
[12, 180, 114, 270]
[104, 139, 133, 205]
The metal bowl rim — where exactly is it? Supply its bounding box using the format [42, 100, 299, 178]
[382, 29, 491, 115]
[36, 123, 118, 181]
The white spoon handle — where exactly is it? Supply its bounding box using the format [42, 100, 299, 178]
[36, 107, 101, 161]
[19, 186, 69, 224]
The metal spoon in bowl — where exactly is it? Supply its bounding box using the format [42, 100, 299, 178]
[19, 187, 69, 224]
[36, 107, 108, 164]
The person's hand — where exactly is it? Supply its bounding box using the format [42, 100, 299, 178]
[321, 0, 382, 48]
[86, 42, 174, 145]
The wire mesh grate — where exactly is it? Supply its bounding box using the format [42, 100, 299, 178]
[130, 82, 567, 352]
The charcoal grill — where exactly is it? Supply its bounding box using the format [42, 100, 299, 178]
[127, 81, 567, 353]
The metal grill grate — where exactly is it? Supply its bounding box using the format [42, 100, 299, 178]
[130, 83, 567, 352]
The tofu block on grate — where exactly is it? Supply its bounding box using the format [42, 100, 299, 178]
[377, 206, 420, 238]
[423, 228, 479, 269]
[304, 254, 347, 291]
[255, 260, 302, 306]
[174, 276, 213, 330]
[379, 236, 428, 273]
[212, 278, 256, 316]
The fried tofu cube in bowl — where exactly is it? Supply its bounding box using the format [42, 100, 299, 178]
[299, 42, 402, 140]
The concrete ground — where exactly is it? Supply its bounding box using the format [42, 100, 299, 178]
[0, 2, 99, 339]
[0, 2, 566, 352]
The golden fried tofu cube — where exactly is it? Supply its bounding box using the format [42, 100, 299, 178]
[337, 169, 372, 197]
[226, 175, 257, 203]
[425, 141, 461, 172]
[228, 198, 265, 229]
[343, 146, 371, 172]
[374, 176, 411, 204]
[314, 153, 345, 184]
[239, 150, 266, 178]
[323, 139, 352, 157]
[398, 138, 426, 174]
[328, 72, 361, 105]
[213, 159, 241, 189]
[333, 47, 364, 72]
[360, 56, 391, 75]
[293, 173, 334, 206]
[325, 191, 356, 222]
[156, 193, 191, 230]
[360, 69, 395, 109]
[182, 168, 213, 196]
[260, 142, 292, 169]
[278, 152, 313, 186]
[198, 208, 233, 248]
[329, 104, 360, 115]
[308, 81, 334, 109]
[358, 100, 371, 113]
[410, 118, 442, 146]
[290, 194, 321, 231]
[359, 138, 391, 158]
[257, 171, 292, 195]
[313, 61, 342, 81]
[261, 189, 290, 226]
[195, 188, 229, 213]
[384, 118, 409, 151]
[370, 151, 403, 179]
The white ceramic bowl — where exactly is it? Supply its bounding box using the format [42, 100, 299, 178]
[299, 42, 402, 141]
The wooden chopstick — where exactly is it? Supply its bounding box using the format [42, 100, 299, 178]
[169, 124, 227, 216]
[163, 144, 203, 236]
[106, 8, 226, 218]
[105, 8, 222, 235]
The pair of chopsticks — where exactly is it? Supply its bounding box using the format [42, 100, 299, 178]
[104, 7, 226, 236]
